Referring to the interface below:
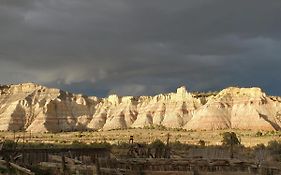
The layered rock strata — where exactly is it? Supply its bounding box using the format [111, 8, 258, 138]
[0, 83, 280, 132]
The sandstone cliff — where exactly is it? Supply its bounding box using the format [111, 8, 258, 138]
[0, 83, 280, 132]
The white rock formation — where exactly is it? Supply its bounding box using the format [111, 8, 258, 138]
[0, 83, 280, 132]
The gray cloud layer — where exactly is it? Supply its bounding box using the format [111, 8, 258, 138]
[1, 0, 281, 96]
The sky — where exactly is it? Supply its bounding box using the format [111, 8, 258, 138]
[0, 0, 281, 97]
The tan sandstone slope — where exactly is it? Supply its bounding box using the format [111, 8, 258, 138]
[0, 83, 280, 132]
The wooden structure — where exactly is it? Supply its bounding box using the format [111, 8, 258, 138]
[0, 147, 110, 166]
[97, 158, 281, 175]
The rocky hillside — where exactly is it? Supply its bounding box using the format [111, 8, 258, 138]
[0, 83, 280, 132]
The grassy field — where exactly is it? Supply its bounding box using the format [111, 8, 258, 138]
[0, 129, 280, 147]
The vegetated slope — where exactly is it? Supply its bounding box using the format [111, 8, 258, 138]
[0, 83, 280, 132]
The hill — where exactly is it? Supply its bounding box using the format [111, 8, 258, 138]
[0, 83, 280, 132]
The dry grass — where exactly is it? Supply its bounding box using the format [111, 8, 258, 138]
[0, 129, 280, 147]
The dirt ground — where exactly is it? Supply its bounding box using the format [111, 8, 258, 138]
[0, 129, 280, 147]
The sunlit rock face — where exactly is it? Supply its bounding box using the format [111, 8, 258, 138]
[0, 83, 280, 132]
[131, 86, 201, 128]
[0, 83, 98, 132]
[184, 87, 281, 131]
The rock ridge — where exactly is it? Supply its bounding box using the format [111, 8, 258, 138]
[0, 83, 280, 132]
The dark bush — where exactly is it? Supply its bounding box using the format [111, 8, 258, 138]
[198, 140, 206, 147]
[255, 131, 263, 137]
[221, 132, 240, 146]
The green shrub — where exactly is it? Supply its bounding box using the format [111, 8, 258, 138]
[198, 140, 206, 147]
[221, 132, 240, 146]
[255, 131, 263, 137]
[143, 124, 167, 130]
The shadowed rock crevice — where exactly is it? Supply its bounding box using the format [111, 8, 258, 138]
[259, 113, 281, 131]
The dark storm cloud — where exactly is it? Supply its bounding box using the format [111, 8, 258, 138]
[0, 0, 281, 96]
